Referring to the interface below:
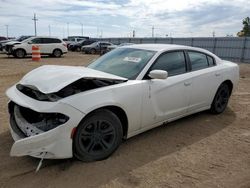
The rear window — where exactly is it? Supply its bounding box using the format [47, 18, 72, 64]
[188, 51, 209, 71]
[207, 55, 215, 66]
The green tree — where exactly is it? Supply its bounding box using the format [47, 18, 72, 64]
[238, 17, 250, 37]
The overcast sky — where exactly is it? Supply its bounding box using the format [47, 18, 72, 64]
[0, 0, 249, 38]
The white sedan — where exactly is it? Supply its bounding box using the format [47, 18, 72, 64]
[6, 44, 239, 161]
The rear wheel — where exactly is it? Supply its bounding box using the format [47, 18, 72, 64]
[73, 109, 123, 162]
[210, 83, 231, 114]
[76, 47, 81, 52]
[52, 49, 62, 57]
[15, 49, 26, 58]
[90, 48, 96, 54]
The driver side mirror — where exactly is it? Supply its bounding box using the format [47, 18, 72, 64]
[148, 70, 168, 79]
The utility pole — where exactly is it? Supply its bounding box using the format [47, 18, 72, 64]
[152, 26, 154, 38]
[132, 30, 135, 37]
[67, 22, 69, 37]
[5, 25, 9, 38]
[48, 25, 51, 36]
[80, 23, 83, 36]
[32, 13, 38, 36]
[212, 31, 215, 37]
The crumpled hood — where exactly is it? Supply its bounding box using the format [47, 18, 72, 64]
[19, 65, 127, 94]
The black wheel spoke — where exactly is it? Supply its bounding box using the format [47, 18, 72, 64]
[99, 139, 110, 150]
[81, 130, 92, 137]
[86, 139, 95, 152]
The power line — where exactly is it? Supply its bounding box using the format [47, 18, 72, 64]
[32, 13, 38, 36]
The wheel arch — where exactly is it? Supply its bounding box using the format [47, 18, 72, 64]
[53, 48, 62, 53]
[14, 48, 27, 55]
[221, 80, 233, 95]
[76, 105, 129, 139]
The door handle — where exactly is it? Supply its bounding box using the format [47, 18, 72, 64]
[184, 82, 192, 86]
[215, 73, 221, 77]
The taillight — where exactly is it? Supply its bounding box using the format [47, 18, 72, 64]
[63, 42, 67, 48]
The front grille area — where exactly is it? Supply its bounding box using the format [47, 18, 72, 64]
[8, 102, 69, 137]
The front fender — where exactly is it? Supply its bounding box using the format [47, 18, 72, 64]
[61, 81, 145, 134]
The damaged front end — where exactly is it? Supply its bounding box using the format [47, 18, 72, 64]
[8, 102, 69, 138]
[16, 78, 125, 102]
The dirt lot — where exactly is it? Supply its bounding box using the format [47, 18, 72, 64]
[0, 52, 249, 188]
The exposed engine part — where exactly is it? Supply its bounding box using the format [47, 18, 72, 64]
[17, 78, 126, 102]
[10, 102, 69, 137]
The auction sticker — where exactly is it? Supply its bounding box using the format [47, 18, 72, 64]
[123, 57, 142, 63]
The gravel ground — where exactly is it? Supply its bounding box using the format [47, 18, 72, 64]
[0, 52, 249, 188]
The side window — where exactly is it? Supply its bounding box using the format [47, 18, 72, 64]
[188, 51, 209, 71]
[42, 38, 61, 43]
[150, 51, 186, 76]
[31, 38, 42, 44]
[207, 55, 215, 66]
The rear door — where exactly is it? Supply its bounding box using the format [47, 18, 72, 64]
[186, 51, 223, 112]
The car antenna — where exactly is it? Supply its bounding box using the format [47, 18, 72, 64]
[35, 152, 47, 173]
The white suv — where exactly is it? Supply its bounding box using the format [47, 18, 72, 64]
[7, 36, 68, 58]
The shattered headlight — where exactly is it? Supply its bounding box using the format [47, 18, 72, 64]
[9, 102, 69, 137]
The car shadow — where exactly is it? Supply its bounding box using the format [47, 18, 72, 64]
[0, 108, 236, 187]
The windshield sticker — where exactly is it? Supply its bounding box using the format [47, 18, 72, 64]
[123, 57, 142, 63]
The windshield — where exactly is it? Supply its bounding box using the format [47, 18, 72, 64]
[88, 48, 156, 79]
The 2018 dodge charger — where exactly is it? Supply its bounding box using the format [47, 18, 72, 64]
[6, 44, 239, 161]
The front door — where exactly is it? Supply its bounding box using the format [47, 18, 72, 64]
[141, 51, 193, 128]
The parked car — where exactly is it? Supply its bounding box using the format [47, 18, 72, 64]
[0, 35, 33, 51]
[3, 36, 33, 52]
[68, 39, 96, 52]
[6, 44, 239, 161]
[0, 36, 8, 41]
[104, 43, 135, 54]
[5, 36, 67, 58]
[82, 41, 113, 54]
[66, 36, 90, 48]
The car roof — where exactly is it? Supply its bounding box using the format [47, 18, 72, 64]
[122, 44, 221, 60]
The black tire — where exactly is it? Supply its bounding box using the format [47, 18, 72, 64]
[90, 48, 96, 54]
[210, 83, 231, 114]
[14, 49, 26, 58]
[76, 47, 81, 52]
[73, 109, 123, 162]
[52, 49, 62, 57]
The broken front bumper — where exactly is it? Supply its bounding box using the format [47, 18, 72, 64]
[6, 85, 85, 159]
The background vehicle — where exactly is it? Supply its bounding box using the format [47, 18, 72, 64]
[82, 41, 113, 54]
[66, 36, 90, 48]
[3, 36, 33, 52]
[103, 43, 135, 54]
[7, 36, 67, 58]
[0, 36, 8, 41]
[6, 44, 239, 161]
[68, 39, 96, 52]
[0, 35, 33, 51]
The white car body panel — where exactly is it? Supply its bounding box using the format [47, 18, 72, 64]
[20, 65, 127, 93]
[6, 44, 239, 159]
[11, 37, 68, 55]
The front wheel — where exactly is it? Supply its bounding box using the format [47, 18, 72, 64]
[14, 49, 26, 58]
[73, 109, 123, 162]
[210, 83, 231, 114]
